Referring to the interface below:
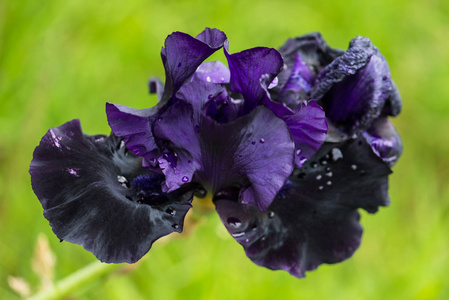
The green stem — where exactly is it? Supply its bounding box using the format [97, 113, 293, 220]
[26, 261, 124, 300]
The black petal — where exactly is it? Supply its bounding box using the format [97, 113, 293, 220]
[30, 120, 193, 263]
[215, 136, 392, 277]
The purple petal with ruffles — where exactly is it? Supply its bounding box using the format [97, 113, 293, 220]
[215, 136, 392, 277]
[278, 32, 343, 79]
[30, 120, 193, 263]
[191, 61, 230, 84]
[313, 36, 393, 133]
[225, 43, 283, 113]
[154, 94, 295, 210]
[363, 117, 402, 167]
[106, 103, 160, 168]
[160, 28, 227, 104]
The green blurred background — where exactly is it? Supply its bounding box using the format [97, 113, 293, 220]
[1, 0, 448, 299]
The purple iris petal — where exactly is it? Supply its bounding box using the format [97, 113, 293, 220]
[30, 120, 193, 263]
[363, 117, 402, 167]
[282, 101, 328, 167]
[277, 52, 315, 108]
[262, 76, 327, 168]
[106, 103, 160, 168]
[313, 37, 393, 133]
[225, 42, 283, 113]
[278, 32, 343, 80]
[160, 28, 227, 104]
[215, 136, 391, 277]
[191, 61, 230, 84]
[154, 93, 295, 210]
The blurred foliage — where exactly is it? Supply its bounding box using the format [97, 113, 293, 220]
[1, 0, 448, 299]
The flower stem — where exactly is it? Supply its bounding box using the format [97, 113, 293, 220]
[26, 261, 124, 300]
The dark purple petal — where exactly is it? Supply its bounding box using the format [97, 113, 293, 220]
[160, 28, 227, 104]
[106, 103, 160, 168]
[363, 117, 402, 167]
[215, 136, 392, 277]
[276, 52, 315, 107]
[225, 43, 283, 113]
[313, 37, 393, 133]
[282, 101, 327, 167]
[176, 81, 241, 124]
[262, 79, 327, 168]
[191, 61, 230, 84]
[30, 120, 193, 263]
[154, 103, 295, 210]
[278, 32, 343, 78]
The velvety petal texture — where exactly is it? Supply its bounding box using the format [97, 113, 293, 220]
[215, 136, 392, 277]
[363, 117, 403, 167]
[30, 120, 193, 263]
[313, 37, 393, 133]
[225, 43, 284, 113]
[154, 90, 295, 210]
[160, 28, 227, 104]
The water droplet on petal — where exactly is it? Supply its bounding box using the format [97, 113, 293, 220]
[227, 217, 242, 228]
[251, 141, 256, 145]
[331, 148, 343, 162]
[206, 76, 211, 82]
[318, 185, 324, 190]
[325, 172, 333, 177]
[326, 181, 332, 185]
[268, 211, 275, 218]
[182, 176, 189, 182]
[172, 224, 179, 229]
[351, 164, 358, 170]
[259, 138, 265, 144]
[316, 175, 322, 180]
[166, 207, 176, 216]
[208, 94, 213, 99]
[312, 162, 318, 168]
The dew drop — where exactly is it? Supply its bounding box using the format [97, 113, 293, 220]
[318, 185, 324, 190]
[325, 172, 333, 177]
[227, 217, 241, 228]
[231, 232, 245, 238]
[296, 149, 302, 156]
[251, 141, 256, 145]
[316, 175, 322, 180]
[208, 94, 213, 99]
[320, 159, 328, 165]
[326, 181, 332, 186]
[331, 148, 343, 162]
[117, 175, 129, 187]
[325, 167, 331, 172]
[182, 176, 189, 182]
[351, 164, 358, 170]
[165, 207, 176, 216]
[311, 162, 318, 168]
[172, 224, 179, 229]
[268, 211, 275, 218]
[206, 76, 211, 82]
[259, 138, 265, 144]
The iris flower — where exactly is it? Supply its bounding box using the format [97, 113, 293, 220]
[30, 28, 402, 278]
